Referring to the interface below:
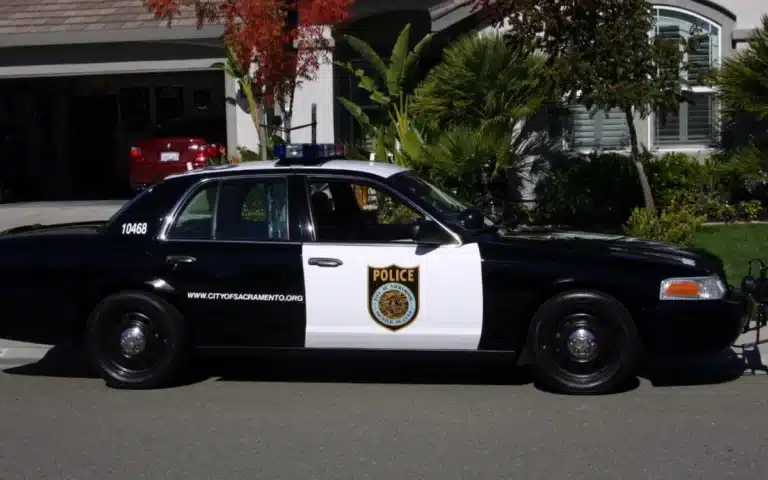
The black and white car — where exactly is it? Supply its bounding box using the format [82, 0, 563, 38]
[0, 143, 749, 394]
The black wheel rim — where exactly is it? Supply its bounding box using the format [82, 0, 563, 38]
[96, 311, 171, 379]
[538, 312, 624, 382]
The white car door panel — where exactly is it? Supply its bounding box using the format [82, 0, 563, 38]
[303, 242, 484, 350]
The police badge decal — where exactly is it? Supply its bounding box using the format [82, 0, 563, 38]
[367, 265, 420, 331]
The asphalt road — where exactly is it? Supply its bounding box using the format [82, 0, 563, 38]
[1, 350, 767, 479]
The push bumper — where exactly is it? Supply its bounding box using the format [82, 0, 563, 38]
[640, 289, 750, 358]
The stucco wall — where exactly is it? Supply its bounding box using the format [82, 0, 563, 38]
[228, 27, 336, 156]
[713, 0, 767, 29]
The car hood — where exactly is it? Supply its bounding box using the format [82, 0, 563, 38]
[488, 227, 726, 277]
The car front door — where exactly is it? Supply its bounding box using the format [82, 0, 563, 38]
[152, 174, 306, 348]
[300, 174, 484, 351]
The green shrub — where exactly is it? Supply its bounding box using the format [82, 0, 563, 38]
[237, 147, 260, 162]
[704, 196, 738, 222]
[644, 152, 707, 210]
[623, 205, 706, 246]
[532, 152, 643, 228]
[705, 146, 768, 202]
[738, 199, 763, 221]
[532, 148, 765, 229]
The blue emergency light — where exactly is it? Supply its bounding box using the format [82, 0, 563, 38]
[273, 143, 346, 163]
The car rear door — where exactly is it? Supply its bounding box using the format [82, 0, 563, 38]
[151, 173, 307, 348]
[297, 174, 485, 351]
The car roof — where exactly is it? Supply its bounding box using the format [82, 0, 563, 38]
[165, 159, 410, 181]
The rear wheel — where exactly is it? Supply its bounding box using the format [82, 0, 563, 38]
[529, 290, 640, 394]
[85, 291, 189, 389]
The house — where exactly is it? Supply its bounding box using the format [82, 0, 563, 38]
[566, 0, 767, 157]
[0, 0, 763, 202]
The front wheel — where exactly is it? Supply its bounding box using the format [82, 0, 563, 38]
[529, 290, 641, 395]
[85, 291, 189, 389]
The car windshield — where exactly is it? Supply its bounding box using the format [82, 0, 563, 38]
[389, 171, 497, 229]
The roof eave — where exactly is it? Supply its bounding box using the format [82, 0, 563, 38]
[0, 24, 224, 48]
[429, 0, 486, 32]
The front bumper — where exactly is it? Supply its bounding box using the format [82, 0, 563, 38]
[639, 289, 750, 358]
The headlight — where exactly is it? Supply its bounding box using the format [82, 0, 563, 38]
[660, 275, 726, 300]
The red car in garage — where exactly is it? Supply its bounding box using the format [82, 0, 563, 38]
[128, 114, 227, 193]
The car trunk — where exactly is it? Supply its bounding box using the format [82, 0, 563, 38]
[131, 137, 211, 184]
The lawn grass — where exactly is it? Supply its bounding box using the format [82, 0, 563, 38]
[694, 223, 768, 283]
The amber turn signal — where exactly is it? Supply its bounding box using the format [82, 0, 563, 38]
[663, 281, 700, 297]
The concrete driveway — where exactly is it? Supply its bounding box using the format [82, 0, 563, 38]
[0, 200, 126, 231]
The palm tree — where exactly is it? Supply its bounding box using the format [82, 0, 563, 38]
[410, 31, 565, 215]
[335, 23, 435, 164]
[411, 31, 556, 135]
[336, 27, 566, 220]
[714, 14, 768, 151]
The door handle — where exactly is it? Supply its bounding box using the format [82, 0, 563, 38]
[308, 257, 343, 267]
[166, 255, 196, 264]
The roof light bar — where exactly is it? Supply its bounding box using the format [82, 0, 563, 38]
[273, 143, 346, 162]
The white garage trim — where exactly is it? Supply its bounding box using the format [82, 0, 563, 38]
[0, 58, 225, 79]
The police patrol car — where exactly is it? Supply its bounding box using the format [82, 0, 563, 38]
[0, 143, 749, 394]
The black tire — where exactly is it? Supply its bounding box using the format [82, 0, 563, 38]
[529, 290, 640, 395]
[85, 291, 189, 389]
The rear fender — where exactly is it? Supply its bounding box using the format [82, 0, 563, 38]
[72, 276, 185, 342]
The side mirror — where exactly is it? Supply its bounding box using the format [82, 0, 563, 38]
[411, 218, 443, 243]
[458, 208, 485, 231]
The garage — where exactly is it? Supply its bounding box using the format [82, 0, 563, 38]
[0, 2, 229, 203]
[0, 70, 227, 202]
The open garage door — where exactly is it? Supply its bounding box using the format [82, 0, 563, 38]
[0, 70, 226, 203]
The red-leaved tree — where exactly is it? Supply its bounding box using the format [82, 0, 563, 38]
[143, 0, 357, 159]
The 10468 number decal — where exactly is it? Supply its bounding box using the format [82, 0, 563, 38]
[121, 222, 148, 235]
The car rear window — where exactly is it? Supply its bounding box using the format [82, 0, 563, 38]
[153, 116, 226, 139]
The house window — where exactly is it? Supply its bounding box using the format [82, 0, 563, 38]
[651, 7, 721, 148]
[654, 92, 716, 146]
[569, 105, 630, 151]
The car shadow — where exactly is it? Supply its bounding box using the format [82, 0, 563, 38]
[2, 344, 760, 393]
[640, 347, 765, 387]
[1, 346, 535, 388]
[1, 344, 95, 379]
[190, 350, 536, 388]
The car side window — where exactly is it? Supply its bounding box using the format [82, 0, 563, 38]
[167, 182, 218, 240]
[307, 178, 450, 244]
[215, 178, 289, 241]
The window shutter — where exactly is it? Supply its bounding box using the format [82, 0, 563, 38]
[570, 105, 629, 150]
[570, 105, 597, 149]
[686, 93, 714, 144]
[654, 108, 681, 145]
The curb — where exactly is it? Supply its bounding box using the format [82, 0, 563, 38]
[0, 346, 53, 366]
[702, 221, 768, 226]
